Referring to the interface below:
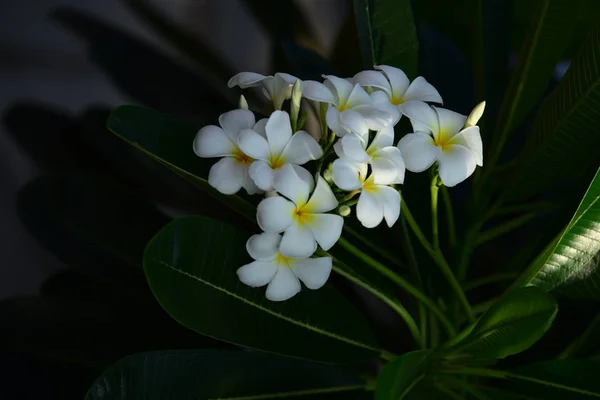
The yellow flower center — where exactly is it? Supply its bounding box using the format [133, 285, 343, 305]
[269, 154, 285, 170]
[233, 147, 253, 165]
[435, 130, 453, 151]
[390, 95, 405, 105]
[275, 252, 292, 267]
[292, 206, 314, 225]
[362, 175, 378, 193]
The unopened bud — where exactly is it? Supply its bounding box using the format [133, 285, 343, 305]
[466, 101, 486, 127]
[238, 95, 249, 110]
[323, 164, 333, 184]
[290, 80, 302, 131]
[339, 205, 351, 217]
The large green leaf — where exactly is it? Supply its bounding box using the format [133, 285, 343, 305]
[144, 216, 380, 364]
[86, 350, 370, 400]
[446, 287, 557, 359]
[107, 105, 255, 221]
[353, 0, 418, 78]
[376, 350, 432, 400]
[504, 23, 600, 200]
[513, 168, 600, 293]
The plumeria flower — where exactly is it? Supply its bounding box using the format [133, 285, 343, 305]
[334, 110, 405, 185]
[397, 102, 483, 187]
[193, 109, 259, 195]
[302, 75, 393, 136]
[354, 65, 442, 123]
[228, 72, 300, 110]
[332, 161, 400, 229]
[257, 164, 343, 258]
[238, 110, 323, 192]
[237, 232, 332, 301]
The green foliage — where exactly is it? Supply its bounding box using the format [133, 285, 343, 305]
[376, 350, 431, 400]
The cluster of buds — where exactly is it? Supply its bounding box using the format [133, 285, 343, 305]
[194, 66, 484, 301]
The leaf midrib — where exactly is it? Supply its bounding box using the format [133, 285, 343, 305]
[155, 259, 380, 354]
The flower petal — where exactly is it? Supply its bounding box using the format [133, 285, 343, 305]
[324, 75, 353, 104]
[302, 80, 336, 104]
[290, 257, 332, 290]
[266, 266, 301, 301]
[326, 106, 348, 136]
[397, 132, 441, 173]
[208, 157, 244, 195]
[228, 72, 267, 88]
[375, 65, 409, 99]
[238, 129, 271, 161]
[290, 165, 315, 193]
[434, 107, 467, 138]
[376, 146, 405, 184]
[339, 109, 369, 139]
[280, 224, 317, 258]
[353, 70, 392, 94]
[399, 101, 439, 133]
[375, 185, 401, 227]
[219, 109, 256, 142]
[332, 159, 362, 191]
[345, 84, 372, 108]
[370, 157, 399, 185]
[357, 190, 384, 228]
[273, 164, 312, 206]
[193, 125, 234, 158]
[265, 110, 293, 157]
[281, 131, 323, 165]
[438, 144, 477, 187]
[353, 104, 395, 131]
[257, 196, 295, 232]
[370, 91, 402, 125]
[246, 233, 281, 261]
[305, 175, 339, 213]
[369, 125, 395, 150]
[242, 168, 261, 195]
[237, 260, 278, 287]
[306, 214, 343, 251]
[341, 134, 369, 163]
[249, 160, 275, 191]
[275, 72, 300, 85]
[253, 118, 269, 137]
[403, 76, 443, 104]
[448, 126, 483, 166]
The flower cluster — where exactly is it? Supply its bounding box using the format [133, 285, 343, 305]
[194, 67, 484, 301]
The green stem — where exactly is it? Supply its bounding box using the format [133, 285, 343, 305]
[343, 225, 404, 268]
[441, 186, 457, 249]
[337, 237, 456, 337]
[380, 349, 397, 362]
[401, 201, 475, 323]
[420, 306, 428, 350]
[430, 310, 440, 348]
[463, 273, 518, 291]
[331, 261, 422, 349]
[476, 212, 536, 246]
[431, 181, 440, 251]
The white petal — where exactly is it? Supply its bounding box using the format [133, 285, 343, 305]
[193, 126, 234, 158]
[332, 159, 362, 191]
[397, 132, 441, 173]
[345, 84, 372, 108]
[326, 106, 348, 136]
[376, 147, 405, 184]
[370, 91, 402, 125]
[324, 75, 353, 104]
[257, 196, 295, 232]
[302, 80, 336, 104]
[339, 109, 369, 138]
[353, 70, 392, 94]
[270, 74, 294, 108]
[341, 134, 369, 163]
[281, 131, 323, 165]
[275, 72, 300, 85]
[290, 165, 315, 193]
[400, 101, 439, 134]
[434, 107, 467, 138]
[375, 65, 409, 99]
[306, 214, 343, 251]
[219, 109, 256, 142]
[353, 104, 395, 131]
[246, 233, 281, 261]
[249, 160, 275, 191]
[403, 77, 443, 104]
[228, 72, 267, 88]
[369, 125, 395, 150]
[266, 266, 301, 301]
[254, 118, 269, 137]
[265, 110, 293, 157]
[208, 157, 244, 195]
[237, 260, 278, 287]
[449, 126, 483, 166]
[438, 144, 477, 187]
[357, 190, 384, 228]
[242, 168, 261, 195]
[238, 129, 271, 161]
[370, 157, 399, 185]
[305, 175, 339, 213]
[333, 140, 346, 159]
[273, 164, 312, 206]
[291, 257, 332, 290]
[374, 185, 401, 227]
[280, 224, 317, 258]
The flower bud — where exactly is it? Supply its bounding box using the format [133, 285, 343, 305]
[339, 205, 351, 217]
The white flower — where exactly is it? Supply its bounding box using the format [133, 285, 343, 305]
[228, 72, 300, 110]
[333, 110, 405, 185]
[397, 102, 483, 187]
[237, 232, 332, 301]
[193, 109, 260, 195]
[302, 75, 394, 136]
[237, 110, 323, 192]
[332, 161, 400, 229]
[257, 164, 344, 258]
[353, 65, 442, 123]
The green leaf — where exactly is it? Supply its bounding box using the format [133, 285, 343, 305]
[504, 23, 600, 201]
[376, 350, 431, 400]
[107, 105, 255, 222]
[353, 0, 418, 78]
[86, 350, 370, 400]
[447, 287, 557, 359]
[144, 216, 380, 364]
[513, 167, 600, 293]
